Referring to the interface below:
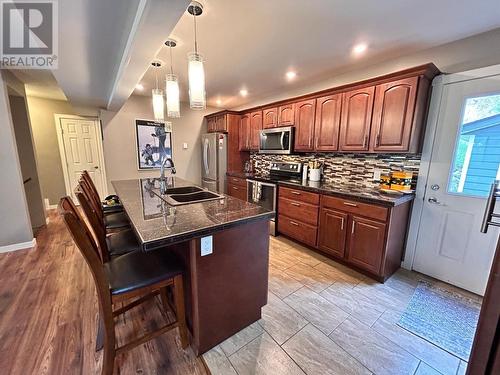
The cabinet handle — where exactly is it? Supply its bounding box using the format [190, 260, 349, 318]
[343, 202, 358, 207]
[233, 186, 239, 190]
[290, 220, 299, 226]
[351, 222, 356, 234]
[363, 135, 368, 148]
[291, 191, 301, 195]
[341, 218, 344, 230]
[375, 134, 380, 147]
[291, 202, 300, 207]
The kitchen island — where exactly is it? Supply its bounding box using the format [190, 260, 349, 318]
[112, 177, 274, 355]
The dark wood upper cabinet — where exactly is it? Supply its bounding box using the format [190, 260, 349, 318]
[339, 86, 375, 151]
[347, 216, 386, 275]
[294, 99, 316, 152]
[318, 208, 348, 258]
[314, 94, 342, 151]
[249, 110, 263, 151]
[370, 77, 418, 152]
[216, 115, 227, 132]
[239, 114, 250, 151]
[278, 103, 295, 126]
[207, 117, 216, 133]
[263, 107, 278, 129]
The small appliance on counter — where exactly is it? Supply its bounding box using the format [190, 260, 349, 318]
[244, 160, 253, 173]
[246, 161, 302, 236]
[379, 171, 414, 194]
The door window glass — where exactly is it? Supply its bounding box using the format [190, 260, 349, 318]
[448, 93, 500, 197]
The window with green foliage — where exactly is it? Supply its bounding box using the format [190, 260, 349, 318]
[448, 94, 500, 197]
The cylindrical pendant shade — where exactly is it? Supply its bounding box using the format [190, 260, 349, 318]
[188, 52, 206, 109]
[152, 88, 165, 122]
[165, 73, 180, 118]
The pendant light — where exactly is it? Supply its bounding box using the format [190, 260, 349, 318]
[165, 39, 180, 118]
[151, 61, 165, 122]
[187, 1, 206, 110]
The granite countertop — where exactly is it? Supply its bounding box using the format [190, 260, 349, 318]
[227, 171, 414, 206]
[112, 178, 274, 251]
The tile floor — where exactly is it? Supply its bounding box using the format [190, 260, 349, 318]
[203, 236, 480, 375]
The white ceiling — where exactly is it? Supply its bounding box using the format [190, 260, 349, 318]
[10, 70, 67, 101]
[137, 0, 500, 109]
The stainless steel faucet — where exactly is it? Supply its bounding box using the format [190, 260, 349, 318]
[160, 157, 176, 194]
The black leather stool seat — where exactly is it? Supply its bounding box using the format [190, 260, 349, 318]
[105, 251, 183, 295]
[104, 211, 130, 230]
[106, 229, 140, 257]
[103, 204, 124, 214]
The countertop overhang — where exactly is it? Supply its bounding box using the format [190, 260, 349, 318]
[112, 177, 274, 251]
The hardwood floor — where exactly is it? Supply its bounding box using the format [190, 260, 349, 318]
[0, 210, 207, 375]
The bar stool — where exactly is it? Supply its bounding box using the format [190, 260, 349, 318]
[75, 187, 139, 262]
[59, 196, 188, 375]
[82, 170, 123, 213]
[79, 178, 130, 231]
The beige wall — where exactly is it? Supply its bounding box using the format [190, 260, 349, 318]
[101, 95, 217, 193]
[234, 28, 500, 110]
[25, 96, 96, 205]
[8, 95, 46, 229]
[0, 72, 33, 248]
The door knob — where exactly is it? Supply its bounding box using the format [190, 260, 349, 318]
[431, 184, 440, 191]
[428, 197, 440, 204]
[94, 166, 99, 169]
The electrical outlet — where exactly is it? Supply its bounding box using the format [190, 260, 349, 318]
[183, 142, 188, 149]
[200, 236, 213, 256]
[373, 169, 382, 182]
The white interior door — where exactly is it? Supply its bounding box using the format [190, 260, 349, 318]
[413, 74, 500, 295]
[59, 117, 105, 200]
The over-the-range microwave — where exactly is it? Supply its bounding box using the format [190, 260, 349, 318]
[258, 126, 294, 154]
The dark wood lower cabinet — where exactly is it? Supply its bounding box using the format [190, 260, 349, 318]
[346, 216, 386, 275]
[318, 208, 348, 258]
[278, 188, 411, 281]
[227, 182, 247, 201]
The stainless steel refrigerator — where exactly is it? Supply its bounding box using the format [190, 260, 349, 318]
[201, 133, 227, 193]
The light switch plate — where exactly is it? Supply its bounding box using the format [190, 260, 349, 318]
[200, 236, 213, 256]
[183, 142, 188, 149]
[373, 169, 382, 182]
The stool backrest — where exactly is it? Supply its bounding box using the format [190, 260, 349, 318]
[75, 185, 110, 262]
[82, 170, 102, 203]
[58, 196, 113, 334]
[79, 177, 104, 220]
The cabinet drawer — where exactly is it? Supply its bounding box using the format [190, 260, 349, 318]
[278, 214, 317, 247]
[278, 197, 319, 226]
[321, 195, 388, 222]
[279, 186, 320, 205]
[228, 176, 247, 188]
[227, 183, 247, 201]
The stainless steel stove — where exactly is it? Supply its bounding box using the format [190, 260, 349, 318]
[247, 162, 302, 236]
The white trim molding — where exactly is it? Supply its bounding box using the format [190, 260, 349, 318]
[0, 238, 37, 253]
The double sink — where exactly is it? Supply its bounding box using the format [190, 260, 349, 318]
[159, 185, 224, 206]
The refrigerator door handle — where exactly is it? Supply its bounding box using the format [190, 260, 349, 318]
[203, 138, 210, 176]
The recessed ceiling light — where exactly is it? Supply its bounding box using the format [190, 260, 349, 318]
[135, 83, 144, 91]
[216, 99, 222, 105]
[352, 43, 368, 55]
[286, 71, 297, 80]
[240, 89, 248, 97]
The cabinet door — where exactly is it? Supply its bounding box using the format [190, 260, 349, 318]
[318, 208, 348, 259]
[263, 107, 278, 129]
[294, 99, 316, 151]
[339, 86, 375, 151]
[239, 114, 250, 151]
[249, 111, 263, 150]
[347, 216, 386, 275]
[216, 115, 227, 132]
[207, 117, 216, 132]
[314, 94, 342, 151]
[278, 103, 295, 126]
[227, 183, 247, 201]
[371, 77, 418, 152]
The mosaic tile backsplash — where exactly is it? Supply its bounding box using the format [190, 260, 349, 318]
[250, 152, 421, 188]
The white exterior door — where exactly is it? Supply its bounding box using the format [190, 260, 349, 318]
[413, 72, 500, 295]
[59, 117, 105, 200]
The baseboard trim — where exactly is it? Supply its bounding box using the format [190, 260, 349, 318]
[0, 238, 37, 253]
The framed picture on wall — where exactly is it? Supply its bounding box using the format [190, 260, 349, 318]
[135, 119, 172, 170]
